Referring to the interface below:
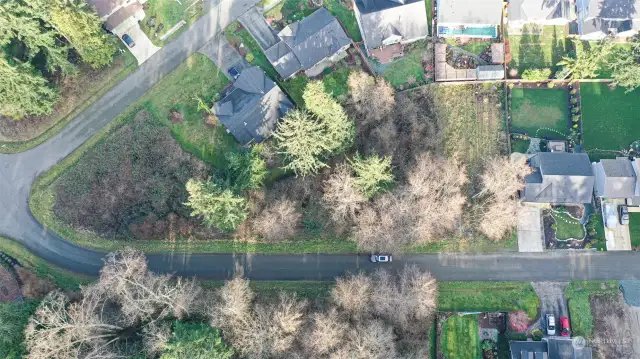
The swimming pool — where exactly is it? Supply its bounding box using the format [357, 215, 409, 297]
[438, 25, 498, 38]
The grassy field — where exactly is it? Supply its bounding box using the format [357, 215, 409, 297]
[510, 88, 568, 139]
[629, 213, 640, 248]
[0, 50, 137, 153]
[552, 211, 585, 240]
[508, 25, 573, 76]
[440, 314, 481, 359]
[140, 0, 204, 46]
[581, 82, 640, 160]
[565, 281, 619, 338]
[381, 40, 430, 88]
[438, 282, 539, 319]
[511, 138, 530, 153]
[264, 0, 362, 42]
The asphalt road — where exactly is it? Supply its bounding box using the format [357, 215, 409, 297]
[2, 0, 640, 282]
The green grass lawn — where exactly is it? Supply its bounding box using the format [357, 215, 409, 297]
[425, 0, 432, 36]
[441, 314, 482, 359]
[264, 0, 362, 42]
[581, 82, 640, 160]
[139, 0, 204, 46]
[629, 213, 640, 247]
[508, 25, 574, 76]
[565, 281, 619, 339]
[510, 88, 568, 139]
[382, 40, 430, 88]
[586, 213, 606, 250]
[280, 66, 355, 106]
[445, 38, 492, 56]
[224, 22, 280, 81]
[552, 211, 585, 240]
[511, 138, 530, 153]
[438, 282, 539, 319]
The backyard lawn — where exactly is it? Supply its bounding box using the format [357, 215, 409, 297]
[511, 138, 530, 153]
[380, 40, 431, 88]
[440, 314, 482, 359]
[508, 25, 574, 76]
[139, 0, 204, 45]
[552, 210, 585, 240]
[445, 38, 492, 56]
[581, 82, 640, 160]
[510, 88, 568, 139]
[264, 0, 362, 42]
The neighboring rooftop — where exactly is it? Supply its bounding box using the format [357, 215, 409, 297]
[103, 2, 142, 32]
[509, 0, 570, 22]
[438, 0, 504, 25]
[510, 338, 593, 359]
[278, 7, 351, 70]
[523, 152, 595, 204]
[211, 67, 294, 145]
[353, 0, 428, 51]
[594, 158, 637, 198]
[577, 0, 640, 35]
[87, 0, 127, 18]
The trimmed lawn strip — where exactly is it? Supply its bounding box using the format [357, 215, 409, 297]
[441, 314, 481, 359]
[425, 0, 432, 36]
[0, 50, 137, 154]
[264, 0, 362, 42]
[565, 281, 619, 339]
[382, 40, 429, 88]
[0, 237, 90, 290]
[629, 213, 640, 247]
[581, 82, 640, 160]
[552, 211, 585, 240]
[438, 282, 539, 319]
[508, 25, 573, 75]
[510, 88, 568, 139]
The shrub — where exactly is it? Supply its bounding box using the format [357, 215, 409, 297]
[532, 328, 543, 340]
[508, 310, 530, 332]
[521, 68, 552, 81]
[570, 88, 578, 95]
[570, 97, 578, 105]
[572, 107, 580, 114]
[547, 82, 555, 88]
[573, 124, 579, 129]
[508, 83, 515, 89]
[245, 52, 255, 63]
[572, 114, 581, 122]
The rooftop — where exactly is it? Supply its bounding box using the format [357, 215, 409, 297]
[437, 0, 504, 25]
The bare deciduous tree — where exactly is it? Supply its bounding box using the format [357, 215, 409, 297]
[347, 71, 395, 126]
[253, 199, 302, 241]
[478, 157, 531, 198]
[330, 320, 397, 359]
[303, 308, 348, 356]
[142, 321, 171, 357]
[331, 273, 372, 318]
[322, 163, 366, 224]
[210, 276, 254, 335]
[98, 249, 201, 324]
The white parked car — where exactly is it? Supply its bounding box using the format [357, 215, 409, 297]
[370, 254, 392, 263]
[545, 314, 556, 336]
[604, 203, 617, 229]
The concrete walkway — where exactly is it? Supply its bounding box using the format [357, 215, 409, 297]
[518, 205, 545, 252]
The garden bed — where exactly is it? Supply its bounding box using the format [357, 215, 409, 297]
[543, 208, 587, 249]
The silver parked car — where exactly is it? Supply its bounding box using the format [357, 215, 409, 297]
[546, 314, 556, 336]
[619, 205, 629, 225]
[370, 254, 392, 263]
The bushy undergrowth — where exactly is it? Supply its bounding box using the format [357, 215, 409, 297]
[53, 111, 208, 239]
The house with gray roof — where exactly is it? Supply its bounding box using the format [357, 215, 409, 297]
[593, 157, 640, 198]
[508, 0, 572, 29]
[352, 0, 429, 63]
[522, 152, 595, 204]
[510, 337, 592, 359]
[211, 66, 294, 145]
[576, 0, 640, 40]
[263, 7, 351, 79]
[437, 0, 504, 38]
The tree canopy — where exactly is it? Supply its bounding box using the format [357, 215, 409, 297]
[160, 321, 234, 359]
[0, 57, 60, 119]
[185, 179, 249, 231]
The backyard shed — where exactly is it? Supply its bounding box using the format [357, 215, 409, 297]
[476, 65, 504, 80]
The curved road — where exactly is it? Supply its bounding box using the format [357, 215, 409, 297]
[1, 1, 640, 282]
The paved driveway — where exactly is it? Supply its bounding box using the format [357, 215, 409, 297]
[530, 282, 569, 335]
[198, 34, 249, 78]
[238, 6, 280, 49]
[603, 198, 631, 251]
[518, 205, 544, 252]
[122, 24, 161, 65]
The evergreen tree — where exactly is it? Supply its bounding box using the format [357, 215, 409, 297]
[160, 321, 234, 359]
[607, 35, 640, 92]
[303, 81, 354, 153]
[184, 179, 248, 231]
[273, 109, 332, 176]
[350, 154, 394, 199]
[0, 57, 59, 119]
[556, 41, 611, 80]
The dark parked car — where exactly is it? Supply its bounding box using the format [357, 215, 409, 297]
[619, 205, 629, 225]
[227, 66, 240, 79]
[122, 34, 135, 48]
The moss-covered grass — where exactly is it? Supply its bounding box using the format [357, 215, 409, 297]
[565, 281, 619, 339]
[511, 138, 530, 153]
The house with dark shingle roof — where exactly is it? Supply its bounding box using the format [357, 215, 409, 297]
[437, 0, 504, 38]
[352, 0, 429, 63]
[211, 66, 294, 145]
[576, 0, 640, 40]
[522, 152, 595, 204]
[510, 338, 592, 359]
[88, 0, 146, 36]
[508, 0, 572, 29]
[593, 157, 640, 198]
[263, 7, 351, 79]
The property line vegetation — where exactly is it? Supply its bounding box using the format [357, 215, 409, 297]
[8, 249, 438, 358]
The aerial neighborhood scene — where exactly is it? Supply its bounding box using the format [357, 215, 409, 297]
[4, 0, 640, 358]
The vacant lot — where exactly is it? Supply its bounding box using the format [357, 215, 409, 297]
[441, 314, 481, 359]
[508, 25, 573, 76]
[565, 281, 619, 338]
[591, 294, 635, 358]
[581, 83, 640, 160]
[264, 0, 362, 41]
[438, 282, 539, 319]
[510, 88, 568, 139]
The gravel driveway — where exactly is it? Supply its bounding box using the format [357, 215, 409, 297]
[530, 282, 569, 334]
